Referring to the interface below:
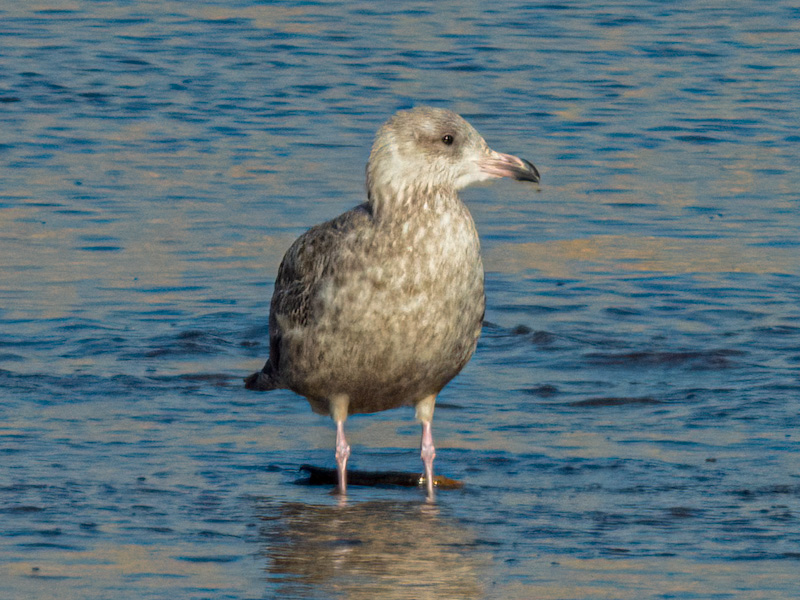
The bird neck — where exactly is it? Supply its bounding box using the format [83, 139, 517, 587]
[367, 183, 459, 222]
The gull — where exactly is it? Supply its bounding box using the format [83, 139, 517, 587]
[245, 106, 540, 496]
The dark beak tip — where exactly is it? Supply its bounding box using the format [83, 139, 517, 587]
[520, 158, 541, 183]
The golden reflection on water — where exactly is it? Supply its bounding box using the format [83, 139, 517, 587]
[497, 556, 799, 600]
[486, 234, 796, 277]
[257, 500, 488, 600]
[0, 542, 235, 600]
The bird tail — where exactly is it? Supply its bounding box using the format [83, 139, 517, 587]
[244, 363, 280, 391]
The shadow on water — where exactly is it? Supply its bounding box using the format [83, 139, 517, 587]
[255, 499, 488, 600]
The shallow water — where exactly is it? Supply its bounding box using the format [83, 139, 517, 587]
[2, 1, 799, 598]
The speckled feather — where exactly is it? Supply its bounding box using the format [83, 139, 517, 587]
[245, 107, 539, 418]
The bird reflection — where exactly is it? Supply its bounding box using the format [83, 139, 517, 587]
[257, 499, 487, 599]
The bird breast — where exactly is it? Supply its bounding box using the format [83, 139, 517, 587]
[284, 198, 485, 412]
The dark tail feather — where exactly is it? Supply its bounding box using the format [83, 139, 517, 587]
[244, 365, 279, 391]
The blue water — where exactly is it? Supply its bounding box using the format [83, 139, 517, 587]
[2, 1, 799, 598]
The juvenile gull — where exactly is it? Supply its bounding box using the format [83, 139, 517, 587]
[245, 106, 539, 495]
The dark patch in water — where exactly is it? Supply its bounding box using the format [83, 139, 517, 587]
[585, 349, 745, 369]
[176, 555, 242, 563]
[733, 485, 800, 498]
[666, 506, 702, 519]
[144, 330, 233, 357]
[178, 373, 238, 386]
[569, 396, 661, 407]
[78, 245, 122, 252]
[523, 384, 560, 397]
[0, 505, 46, 514]
[675, 134, 722, 144]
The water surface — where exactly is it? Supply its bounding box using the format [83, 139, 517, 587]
[2, 1, 799, 598]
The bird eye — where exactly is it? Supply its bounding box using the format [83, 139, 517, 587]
[441, 134, 454, 145]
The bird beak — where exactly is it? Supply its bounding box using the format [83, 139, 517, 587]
[479, 150, 540, 183]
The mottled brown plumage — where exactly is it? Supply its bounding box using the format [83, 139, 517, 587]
[245, 106, 539, 494]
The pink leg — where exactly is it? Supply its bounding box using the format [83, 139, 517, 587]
[421, 420, 436, 497]
[416, 395, 437, 498]
[331, 395, 350, 494]
[335, 419, 350, 494]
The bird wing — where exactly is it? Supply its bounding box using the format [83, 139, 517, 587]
[268, 202, 373, 348]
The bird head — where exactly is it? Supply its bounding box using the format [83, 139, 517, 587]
[366, 106, 539, 204]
